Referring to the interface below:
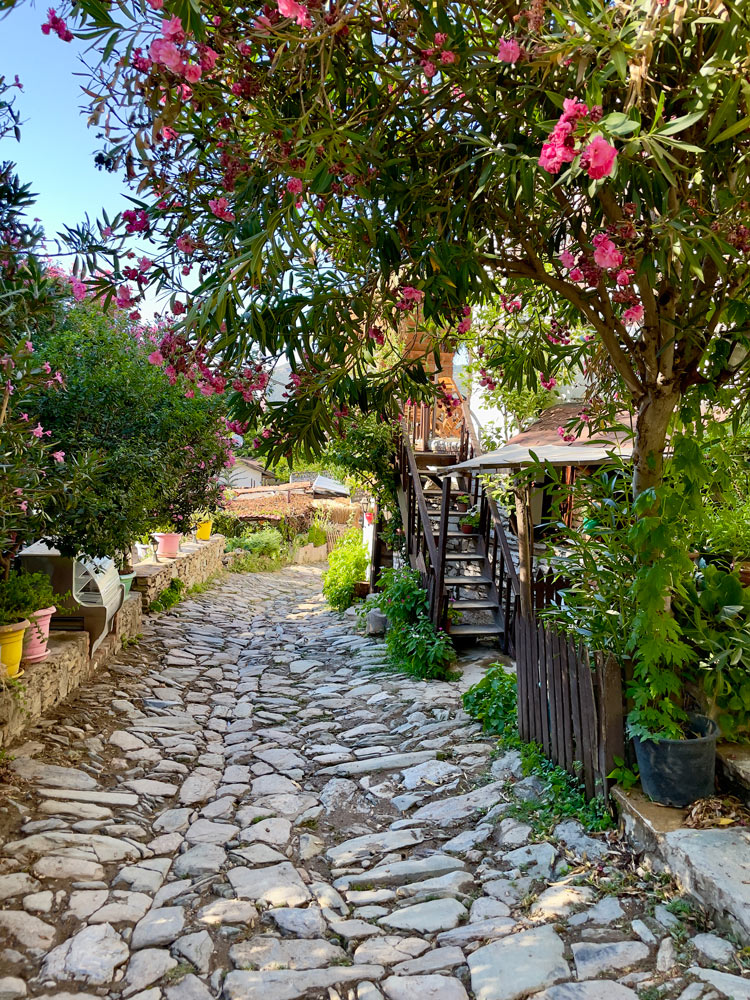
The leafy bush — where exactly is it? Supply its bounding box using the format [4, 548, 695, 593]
[211, 509, 249, 539]
[31, 301, 233, 558]
[225, 528, 283, 556]
[149, 578, 185, 614]
[462, 664, 518, 736]
[385, 613, 456, 681]
[368, 566, 456, 681]
[323, 529, 368, 611]
[0, 571, 57, 626]
[307, 523, 327, 547]
[462, 666, 612, 832]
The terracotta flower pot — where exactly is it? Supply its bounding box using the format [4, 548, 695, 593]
[0, 619, 30, 678]
[154, 533, 182, 558]
[460, 523, 474, 535]
[23, 606, 56, 664]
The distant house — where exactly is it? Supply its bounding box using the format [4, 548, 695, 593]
[225, 458, 278, 490]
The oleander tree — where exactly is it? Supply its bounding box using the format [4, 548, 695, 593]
[10, 0, 750, 490]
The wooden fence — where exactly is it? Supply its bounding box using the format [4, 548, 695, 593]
[515, 612, 624, 799]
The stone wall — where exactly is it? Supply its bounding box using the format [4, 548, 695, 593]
[132, 535, 226, 610]
[0, 592, 142, 748]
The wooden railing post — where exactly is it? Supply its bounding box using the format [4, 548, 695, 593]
[432, 476, 451, 627]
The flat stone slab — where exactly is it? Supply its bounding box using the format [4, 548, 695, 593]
[317, 751, 437, 776]
[326, 829, 424, 865]
[131, 906, 185, 950]
[229, 936, 346, 970]
[378, 898, 466, 934]
[571, 941, 650, 979]
[37, 788, 139, 807]
[383, 975, 469, 1000]
[0, 911, 56, 952]
[391, 946, 466, 976]
[4, 832, 141, 863]
[10, 759, 99, 790]
[223, 966, 386, 1000]
[469, 925, 571, 1000]
[228, 863, 312, 907]
[42, 923, 129, 984]
[687, 968, 750, 1000]
[535, 984, 639, 1000]
[336, 855, 465, 889]
[411, 781, 507, 824]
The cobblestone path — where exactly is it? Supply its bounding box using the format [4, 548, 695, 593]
[0, 566, 747, 1000]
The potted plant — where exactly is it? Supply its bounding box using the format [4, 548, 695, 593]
[152, 526, 183, 560]
[454, 494, 471, 513]
[193, 510, 214, 541]
[0, 571, 59, 676]
[459, 509, 481, 535]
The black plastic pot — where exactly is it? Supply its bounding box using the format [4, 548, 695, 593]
[633, 713, 718, 808]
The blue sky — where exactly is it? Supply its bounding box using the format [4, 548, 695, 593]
[0, 4, 133, 246]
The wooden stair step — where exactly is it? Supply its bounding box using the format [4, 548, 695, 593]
[444, 575, 492, 586]
[414, 452, 458, 467]
[449, 623, 504, 637]
[444, 552, 484, 562]
[446, 530, 480, 538]
[449, 598, 499, 610]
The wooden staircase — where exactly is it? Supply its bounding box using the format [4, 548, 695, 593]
[380, 398, 521, 651]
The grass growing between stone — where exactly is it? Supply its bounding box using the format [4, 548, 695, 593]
[463, 664, 613, 833]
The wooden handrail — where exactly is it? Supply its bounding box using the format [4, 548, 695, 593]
[403, 436, 439, 570]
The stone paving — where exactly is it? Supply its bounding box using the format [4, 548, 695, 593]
[0, 565, 748, 1000]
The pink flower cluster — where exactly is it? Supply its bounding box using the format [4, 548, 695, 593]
[559, 230, 643, 327]
[41, 8, 73, 42]
[368, 326, 385, 346]
[396, 285, 424, 311]
[538, 99, 614, 179]
[418, 33, 456, 80]
[497, 37, 521, 63]
[208, 197, 235, 222]
[123, 208, 149, 234]
[148, 16, 216, 83]
[540, 373, 557, 391]
[457, 305, 472, 335]
[557, 426, 576, 443]
[278, 0, 312, 28]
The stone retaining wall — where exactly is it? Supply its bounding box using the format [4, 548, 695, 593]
[132, 535, 226, 610]
[0, 591, 142, 748]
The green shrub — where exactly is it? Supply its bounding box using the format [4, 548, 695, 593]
[323, 529, 368, 611]
[225, 528, 283, 556]
[229, 550, 288, 574]
[0, 571, 57, 626]
[462, 664, 518, 736]
[368, 566, 456, 681]
[462, 665, 612, 832]
[212, 510, 250, 539]
[150, 578, 185, 613]
[386, 613, 456, 680]
[307, 523, 327, 547]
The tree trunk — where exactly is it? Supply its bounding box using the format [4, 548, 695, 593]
[631, 386, 681, 499]
[515, 482, 533, 617]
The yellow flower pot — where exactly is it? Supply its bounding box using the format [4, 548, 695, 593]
[196, 520, 213, 541]
[0, 619, 30, 678]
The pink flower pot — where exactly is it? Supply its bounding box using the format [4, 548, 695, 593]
[22, 606, 56, 664]
[154, 532, 182, 558]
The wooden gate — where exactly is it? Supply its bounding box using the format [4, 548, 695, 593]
[515, 613, 625, 799]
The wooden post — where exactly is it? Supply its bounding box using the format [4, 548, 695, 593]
[514, 477, 534, 617]
[433, 477, 451, 627]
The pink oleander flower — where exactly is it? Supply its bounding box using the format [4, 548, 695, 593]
[560, 250, 576, 269]
[41, 8, 73, 41]
[592, 235, 622, 270]
[150, 38, 183, 73]
[540, 374, 557, 390]
[176, 234, 196, 255]
[615, 269, 631, 286]
[400, 286, 424, 302]
[557, 426, 576, 442]
[422, 60, 436, 78]
[623, 303, 644, 326]
[286, 177, 304, 195]
[184, 63, 202, 83]
[569, 267, 584, 282]
[25, 340, 33, 352]
[580, 135, 617, 180]
[457, 318, 471, 334]
[148, 350, 164, 366]
[277, 0, 312, 28]
[162, 16, 185, 41]
[498, 37, 521, 63]
[115, 285, 133, 308]
[52, 450, 65, 463]
[208, 197, 235, 222]
[31, 422, 45, 439]
[147, 0, 164, 8]
[70, 276, 87, 301]
[434, 32, 447, 45]
[440, 51, 456, 65]
[19, 501, 28, 513]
